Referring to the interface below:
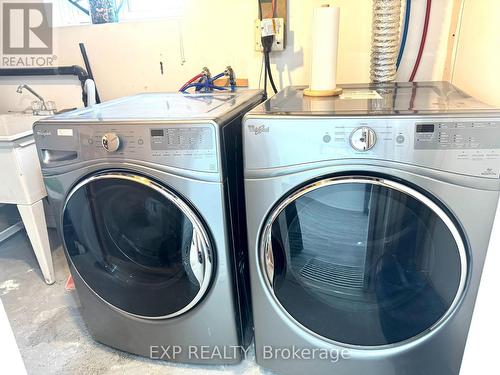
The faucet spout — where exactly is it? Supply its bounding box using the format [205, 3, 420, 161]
[16, 84, 46, 109]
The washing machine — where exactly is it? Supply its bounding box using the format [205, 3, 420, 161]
[243, 82, 500, 374]
[33, 90, 264, 364]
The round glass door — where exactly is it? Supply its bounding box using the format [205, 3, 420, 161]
[63, 172, 213, 319]
[261, 176, 467, 347]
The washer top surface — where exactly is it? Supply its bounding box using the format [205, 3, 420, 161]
[48, 90, 263, 122]
[250, 82, 499, 117]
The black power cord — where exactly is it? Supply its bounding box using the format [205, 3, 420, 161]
[258, 0, 278, 95]
[264, 48, 278, 93]
[263, 55, 268, 96]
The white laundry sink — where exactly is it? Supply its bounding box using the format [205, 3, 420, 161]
[0, 113, 46, 204]
[0, 112, 54, 285]
[0, 113, 38, 142]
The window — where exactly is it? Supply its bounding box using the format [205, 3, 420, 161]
[52, 0, 91, 27]
[49, 0, 184, 27]
[121, 0, 184, 21]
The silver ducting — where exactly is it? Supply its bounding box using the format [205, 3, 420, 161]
[370, 0, 402, 82]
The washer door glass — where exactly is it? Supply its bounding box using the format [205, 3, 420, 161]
[262, 177, 466, 347]
[63, 172, 213, 319]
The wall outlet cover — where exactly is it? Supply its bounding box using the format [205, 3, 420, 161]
[255, 18, 285, 52]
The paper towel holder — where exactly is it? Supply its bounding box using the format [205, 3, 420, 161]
[304, 4, 343, 97]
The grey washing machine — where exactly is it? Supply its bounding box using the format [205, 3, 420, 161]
[33, 90, 263, 364]
[243, 82, 500, 375]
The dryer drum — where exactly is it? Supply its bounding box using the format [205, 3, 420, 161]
[260, 176, 467, 348]
[62, 171, 214, 320]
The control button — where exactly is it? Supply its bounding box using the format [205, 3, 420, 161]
[350, 127, 377, 151]
[396, 135, 405, 144]
[87, 138, 94, 145]
[323, 134, 331, 143]
[138, 138, 144, 145]
[102, 133, 120, 152]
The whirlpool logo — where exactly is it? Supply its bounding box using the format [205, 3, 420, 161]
[248, 124, 269, 135]
[36, 129, 52, 137]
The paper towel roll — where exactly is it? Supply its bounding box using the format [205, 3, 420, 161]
[305, 5, 342, 97]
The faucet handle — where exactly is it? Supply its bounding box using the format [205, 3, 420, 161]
[31, 100, 56, 116]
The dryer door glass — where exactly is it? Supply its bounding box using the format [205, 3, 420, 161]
[63, 172, 213, 319]
[262, 176, 467, 347]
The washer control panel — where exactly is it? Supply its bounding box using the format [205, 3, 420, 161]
[150, 127, 213, 153]
[34, 123, 219, 173]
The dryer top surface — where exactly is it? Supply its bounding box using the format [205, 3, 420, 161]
[248, 82, 499, 117]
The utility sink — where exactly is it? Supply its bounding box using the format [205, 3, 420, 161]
[0, 113, 39, 141]
[0, 112, 55, 285]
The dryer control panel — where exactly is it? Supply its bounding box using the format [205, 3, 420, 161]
[34, 123, 219, 173]
[243, 116, 500, 178]
[414, 122, 500, 150]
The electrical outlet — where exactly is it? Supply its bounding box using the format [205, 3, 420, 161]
[255, 18, 285, 52]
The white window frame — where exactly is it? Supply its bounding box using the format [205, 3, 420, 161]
[48, 0, 184, 28]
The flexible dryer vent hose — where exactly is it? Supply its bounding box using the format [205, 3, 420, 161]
[370, 0, 402, 82]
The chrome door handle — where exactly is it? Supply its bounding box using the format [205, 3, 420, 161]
[264, 242, 275, 284]
[189, 228, 208, 286]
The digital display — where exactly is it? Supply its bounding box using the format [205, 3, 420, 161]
[151, 129, 164, 137]
[416, 124, 435, 133]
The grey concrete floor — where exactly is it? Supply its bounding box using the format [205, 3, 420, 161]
[0, 229, 264, 375]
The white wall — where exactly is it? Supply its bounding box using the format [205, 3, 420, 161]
[450, 1, 500, 374]
[0, 0, 453, 103]
[0, 299, 27, 374]
[461, 201, 500, 375]
[451, 0, 500, 106]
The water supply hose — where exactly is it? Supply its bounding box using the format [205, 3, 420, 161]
[396, 0, 412, 70]
[179, 74, 203, 92]
[409, 0, 432, 81]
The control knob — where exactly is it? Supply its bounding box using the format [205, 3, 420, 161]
[102, 132, 120, 152]
[350, 127, 377, 151]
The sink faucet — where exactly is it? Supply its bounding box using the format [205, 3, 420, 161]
[16, 84, 47, 110]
